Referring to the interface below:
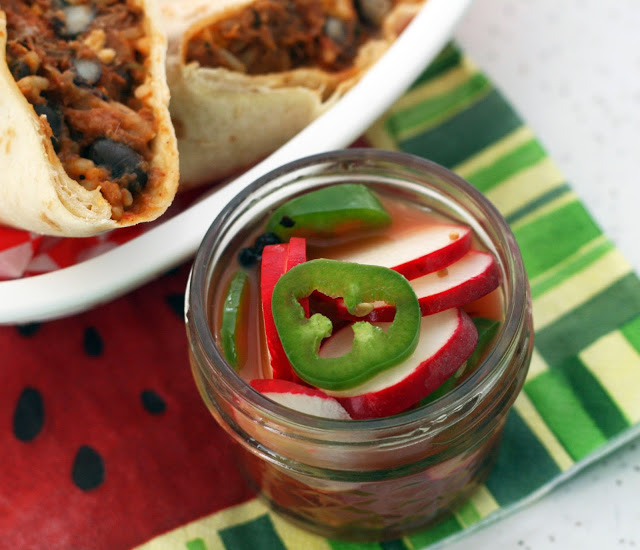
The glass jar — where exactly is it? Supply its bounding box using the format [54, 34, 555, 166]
[185, 149, 533, 542]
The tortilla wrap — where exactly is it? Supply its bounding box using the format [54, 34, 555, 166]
[0, 0, 178, 237]
[158, 0, 422, 188]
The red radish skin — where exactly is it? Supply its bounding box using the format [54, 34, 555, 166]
[335, 250, 501, 321]
[260, 238, 308, 381]
[251, 379, 352, 420]
[321, 308, 478, 419]
[329, 224, 472, 280]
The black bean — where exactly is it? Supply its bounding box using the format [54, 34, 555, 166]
[324, 17, 349, 44]
[34, 104, 63, 151]
[85, 138, 148, 192]
[10, 60, 31, 81]
[54, 5, 95, 39]
[238, 247, 260, 268]
[355, 0, 392, 26]
[251, 9, 262, 29]
[254, 232, 281, 252]
[73, 59, 102, 86]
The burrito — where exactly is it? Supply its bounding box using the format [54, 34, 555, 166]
[0, 0, 179, 237]
[159, 0, 422, 188]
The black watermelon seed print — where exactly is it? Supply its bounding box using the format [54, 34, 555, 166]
[83, 326, 104, 357]
[141, 390, 167, 415]
[72, 445, 105, 491]
[16, 323, 41, 337]
[13, 387, 45, 442]
[165, 293, 185, 319]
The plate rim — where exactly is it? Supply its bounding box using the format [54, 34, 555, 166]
[0, 0, 473, 324]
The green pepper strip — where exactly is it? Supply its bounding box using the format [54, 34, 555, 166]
[220, 271, 250, 370]
[265, 183, 391, 241]
[271, 259, 421, 391]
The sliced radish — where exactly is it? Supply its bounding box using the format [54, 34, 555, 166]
[251, 379, 352, 420]
[260, 238, 308, 381]
[333, 250, 501, 321]
[321, 308, 478, 419]
[328, 223, 471, 280]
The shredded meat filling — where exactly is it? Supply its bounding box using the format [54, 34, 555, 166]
[185, 0, 391, 75]
[3, 0, 157, 220]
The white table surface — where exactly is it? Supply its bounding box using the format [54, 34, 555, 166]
[446, 1, 640, 548]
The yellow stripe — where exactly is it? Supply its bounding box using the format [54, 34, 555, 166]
[526, 347, 551, 380]
[390, 59, 478, 113]
[533, 248, 632, 331]
[510, 192, 577, 233]
[485, 157, 565, 218]
[271, 515, 333, 550]
[453, 126, 536, 178]
[364, 120, 400, 151]
[466, 485, 499, 517]
[133, 499, 267, 550]
[513, 392, 574, 471]
[579, 331, 640, 423]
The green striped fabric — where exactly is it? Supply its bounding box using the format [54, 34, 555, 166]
[136, 44, 640, 550]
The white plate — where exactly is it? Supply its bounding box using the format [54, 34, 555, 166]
[0, 0, 472, 324]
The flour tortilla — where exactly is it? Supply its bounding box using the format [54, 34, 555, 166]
[158, 0, 422, 188]
[0, 1, 178, 237]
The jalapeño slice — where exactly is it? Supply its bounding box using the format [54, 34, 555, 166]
[265, 184, 391, 241]
[271, 259, 420, 390]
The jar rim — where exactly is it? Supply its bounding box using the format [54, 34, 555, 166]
[187, 148, 530, 432]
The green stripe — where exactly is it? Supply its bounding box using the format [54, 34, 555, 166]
[329, 541, 380, 550]
[621, 314, 640, 354]
[530, 239, 615, 299]
[411, 42, 463, 87]
[388, 73, 491, 138]
[536, 273, 640, 366]
[399, 89, 523, 169]
[525, 370, 607, 460]
[466, 139, 547, 193]
[408, 515, 462, 548]
[380, 540, 409, 550]
[219, 515, 285, 550]
[557, 356, 630, 437]
[454, 500, 482, 526]
[485, 410, 560, 505]
[504, 183, 571, 226]
[185, 539, 207, 550]
[513, 200, 602, 279]
[328, 540, 407, 550]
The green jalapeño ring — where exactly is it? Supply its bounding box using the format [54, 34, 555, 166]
[185, 149, 533, 542]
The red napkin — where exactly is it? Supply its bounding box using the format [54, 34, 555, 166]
[0, 263, 254, 549]
[0, 225, 143, 280]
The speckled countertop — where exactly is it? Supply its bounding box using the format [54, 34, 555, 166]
[448, 0, 640, 548]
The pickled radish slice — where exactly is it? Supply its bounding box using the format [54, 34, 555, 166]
[333, 250, 501, 321]
[321, 308, 478, 419]
[251, 379, 352, 420]
[260, 238, 308, 380]
[329, 223, 472, 280]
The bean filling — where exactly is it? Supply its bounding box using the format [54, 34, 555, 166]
[184, 0, 394, 76]
[3, 0, 158, 220]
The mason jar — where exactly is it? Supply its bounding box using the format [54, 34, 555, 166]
[185, 149, 533, 541]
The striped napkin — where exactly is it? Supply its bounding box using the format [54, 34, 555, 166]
[136, 44, 640, 549]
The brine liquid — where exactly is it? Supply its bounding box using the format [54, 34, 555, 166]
[210, 188, 505, 394]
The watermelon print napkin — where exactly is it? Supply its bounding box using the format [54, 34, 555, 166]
[2, 43, 640, 550]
